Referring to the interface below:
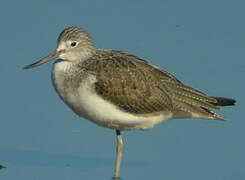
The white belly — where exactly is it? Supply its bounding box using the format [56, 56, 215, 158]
[52, 61, 173, 130]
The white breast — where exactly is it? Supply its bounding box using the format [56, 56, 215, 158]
[52, 61, 173, 130]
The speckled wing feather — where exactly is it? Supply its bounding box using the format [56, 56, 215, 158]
[82, 50, 223, 119]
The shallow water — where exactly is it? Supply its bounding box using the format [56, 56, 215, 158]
[0, 0, 244, 179]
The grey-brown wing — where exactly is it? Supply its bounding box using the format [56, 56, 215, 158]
[82, 50, 222, 118]
[82, 50, 174, 114]
[162, 80, 222, 117]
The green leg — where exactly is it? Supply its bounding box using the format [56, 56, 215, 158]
[114, 130, 123, 179]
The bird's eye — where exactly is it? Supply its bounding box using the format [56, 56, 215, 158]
[70, 42, 77, 47]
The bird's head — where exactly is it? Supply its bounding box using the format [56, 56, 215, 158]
[24, 26, 95, 69]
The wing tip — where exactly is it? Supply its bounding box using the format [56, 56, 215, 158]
[210, 97, 236, 106]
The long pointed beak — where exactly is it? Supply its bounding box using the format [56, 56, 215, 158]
[24, 51, 62, 69]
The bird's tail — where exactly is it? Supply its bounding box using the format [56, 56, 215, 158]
[165, 80, 236, 120]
